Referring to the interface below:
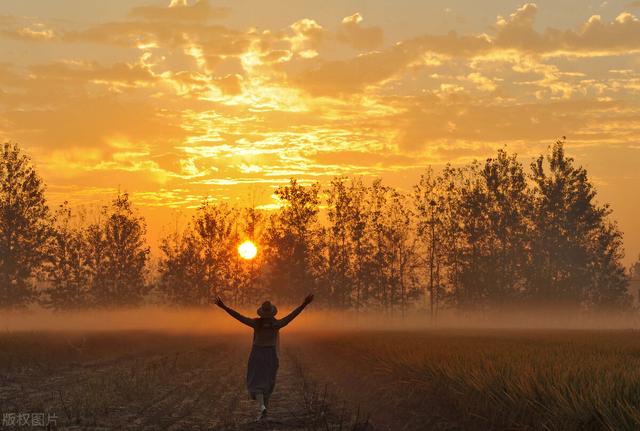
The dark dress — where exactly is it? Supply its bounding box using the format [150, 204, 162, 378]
[221, 303, 308, 400]
[247, 344, 279, 399]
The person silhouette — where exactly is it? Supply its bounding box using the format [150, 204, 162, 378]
[214, 293, 314, 421]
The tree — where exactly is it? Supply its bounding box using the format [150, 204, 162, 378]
[264, 179, 321, 303]
[382, 187, 420, 316]
[476, 150, 530, 307]
[632, 255, 640, 282]
[323, 178, 354, 308]
[323, 177, 371, 309]
[528, 139, 629, 310]
[363, 180, 420, 314]
[415, 167, 452, 317]
[158, 227, 204, 306]
[88, 193, 150, 307]
[43, 202, 91, 309]
[585, 220, 629, 310]
[0, 143, 51, 308]
[193, 202, 239, 303]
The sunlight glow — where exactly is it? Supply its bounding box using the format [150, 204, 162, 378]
[238, 240, 258, 260]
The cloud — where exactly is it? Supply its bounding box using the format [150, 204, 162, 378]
[0, 15, 56, 41]
[293, 48, 411, 95]
[293, 34, 490, 95]
[129, 0, 229, 21]
[492, 4, 640, 55]
[213, 73, 242, 95]
[465, 72, 498, 91]
[337, 13, 384, 50]
[392, 95, 628, 152]
[64, 21, 249, 54]
[292, 5, 640, 96]
[4, 95, 184, 151]
[289, 18, 325, 57]
[562, 12, 640, 54]
[9, 27, 55, 41]
[58, 3, 640, 64]
[28, 61, 157, 86]
[312, 150, 416, 168]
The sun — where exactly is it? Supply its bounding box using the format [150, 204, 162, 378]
[238, 240, 257, 260]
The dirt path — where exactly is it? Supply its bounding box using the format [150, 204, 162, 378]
[225, 348, 353, 431]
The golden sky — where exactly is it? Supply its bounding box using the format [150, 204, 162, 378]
[1, 0, 639, 263]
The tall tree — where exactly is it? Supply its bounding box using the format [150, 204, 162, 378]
[383, 187, 420, 316]
[194, 202, 239, 303]
[0, 143, 51, 308]
[477, 150, 530, 307]
[364, 180, 420, 314]
[415, 167, 453, 317]
[448, 161, 490, 309]
[43, 202, 91, 309]
[324, 178, 354, 308]
[528, 139, 629, 309]
[158, 227, 204, 306]
[323, 177, 371, 309]
[264, 179, 320, 303]
[89, 193, 150, 307]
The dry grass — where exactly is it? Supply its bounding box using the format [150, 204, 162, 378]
[291, 329, 640, 430]
[2, 329, 640, 430]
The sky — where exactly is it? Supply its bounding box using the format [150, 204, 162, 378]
[0, 0, 639, 263]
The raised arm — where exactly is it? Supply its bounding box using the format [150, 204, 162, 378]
[277, 294, 314, 328]
[215, 296, 255, 328]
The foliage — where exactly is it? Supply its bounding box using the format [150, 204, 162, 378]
[528, 140, 629, 310]
[42, 202, 91, 309]
[414, 141, 629, 313]
[88, 193, 150, 307]
[263, 179, 321, 303]
[0, 143, 51, 308]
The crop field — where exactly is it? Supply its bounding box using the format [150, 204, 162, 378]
[2, 329, 640, 430]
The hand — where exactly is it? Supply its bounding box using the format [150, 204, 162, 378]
[214, 296, 225, 308]
[303, 293, 314, 305]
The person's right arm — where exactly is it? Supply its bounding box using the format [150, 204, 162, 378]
[214, 296, 255, 328]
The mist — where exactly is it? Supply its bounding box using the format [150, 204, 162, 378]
[2, 306, 639, 333]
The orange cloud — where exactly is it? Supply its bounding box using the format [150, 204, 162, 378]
[337, 13, 384, 50]
[0, 15, 56, 42]
[129, 0, 229, 22]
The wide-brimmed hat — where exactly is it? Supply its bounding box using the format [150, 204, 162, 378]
[257, 301, 278, 318]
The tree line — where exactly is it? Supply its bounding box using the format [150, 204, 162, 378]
[0, 140, 635, 314]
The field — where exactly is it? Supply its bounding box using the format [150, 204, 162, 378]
[2, 329, 640, 430]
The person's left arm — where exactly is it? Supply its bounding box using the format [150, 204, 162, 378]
[277, 294, 314, 328]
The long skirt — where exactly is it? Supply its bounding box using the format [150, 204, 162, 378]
[246, 345, 279, 400]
